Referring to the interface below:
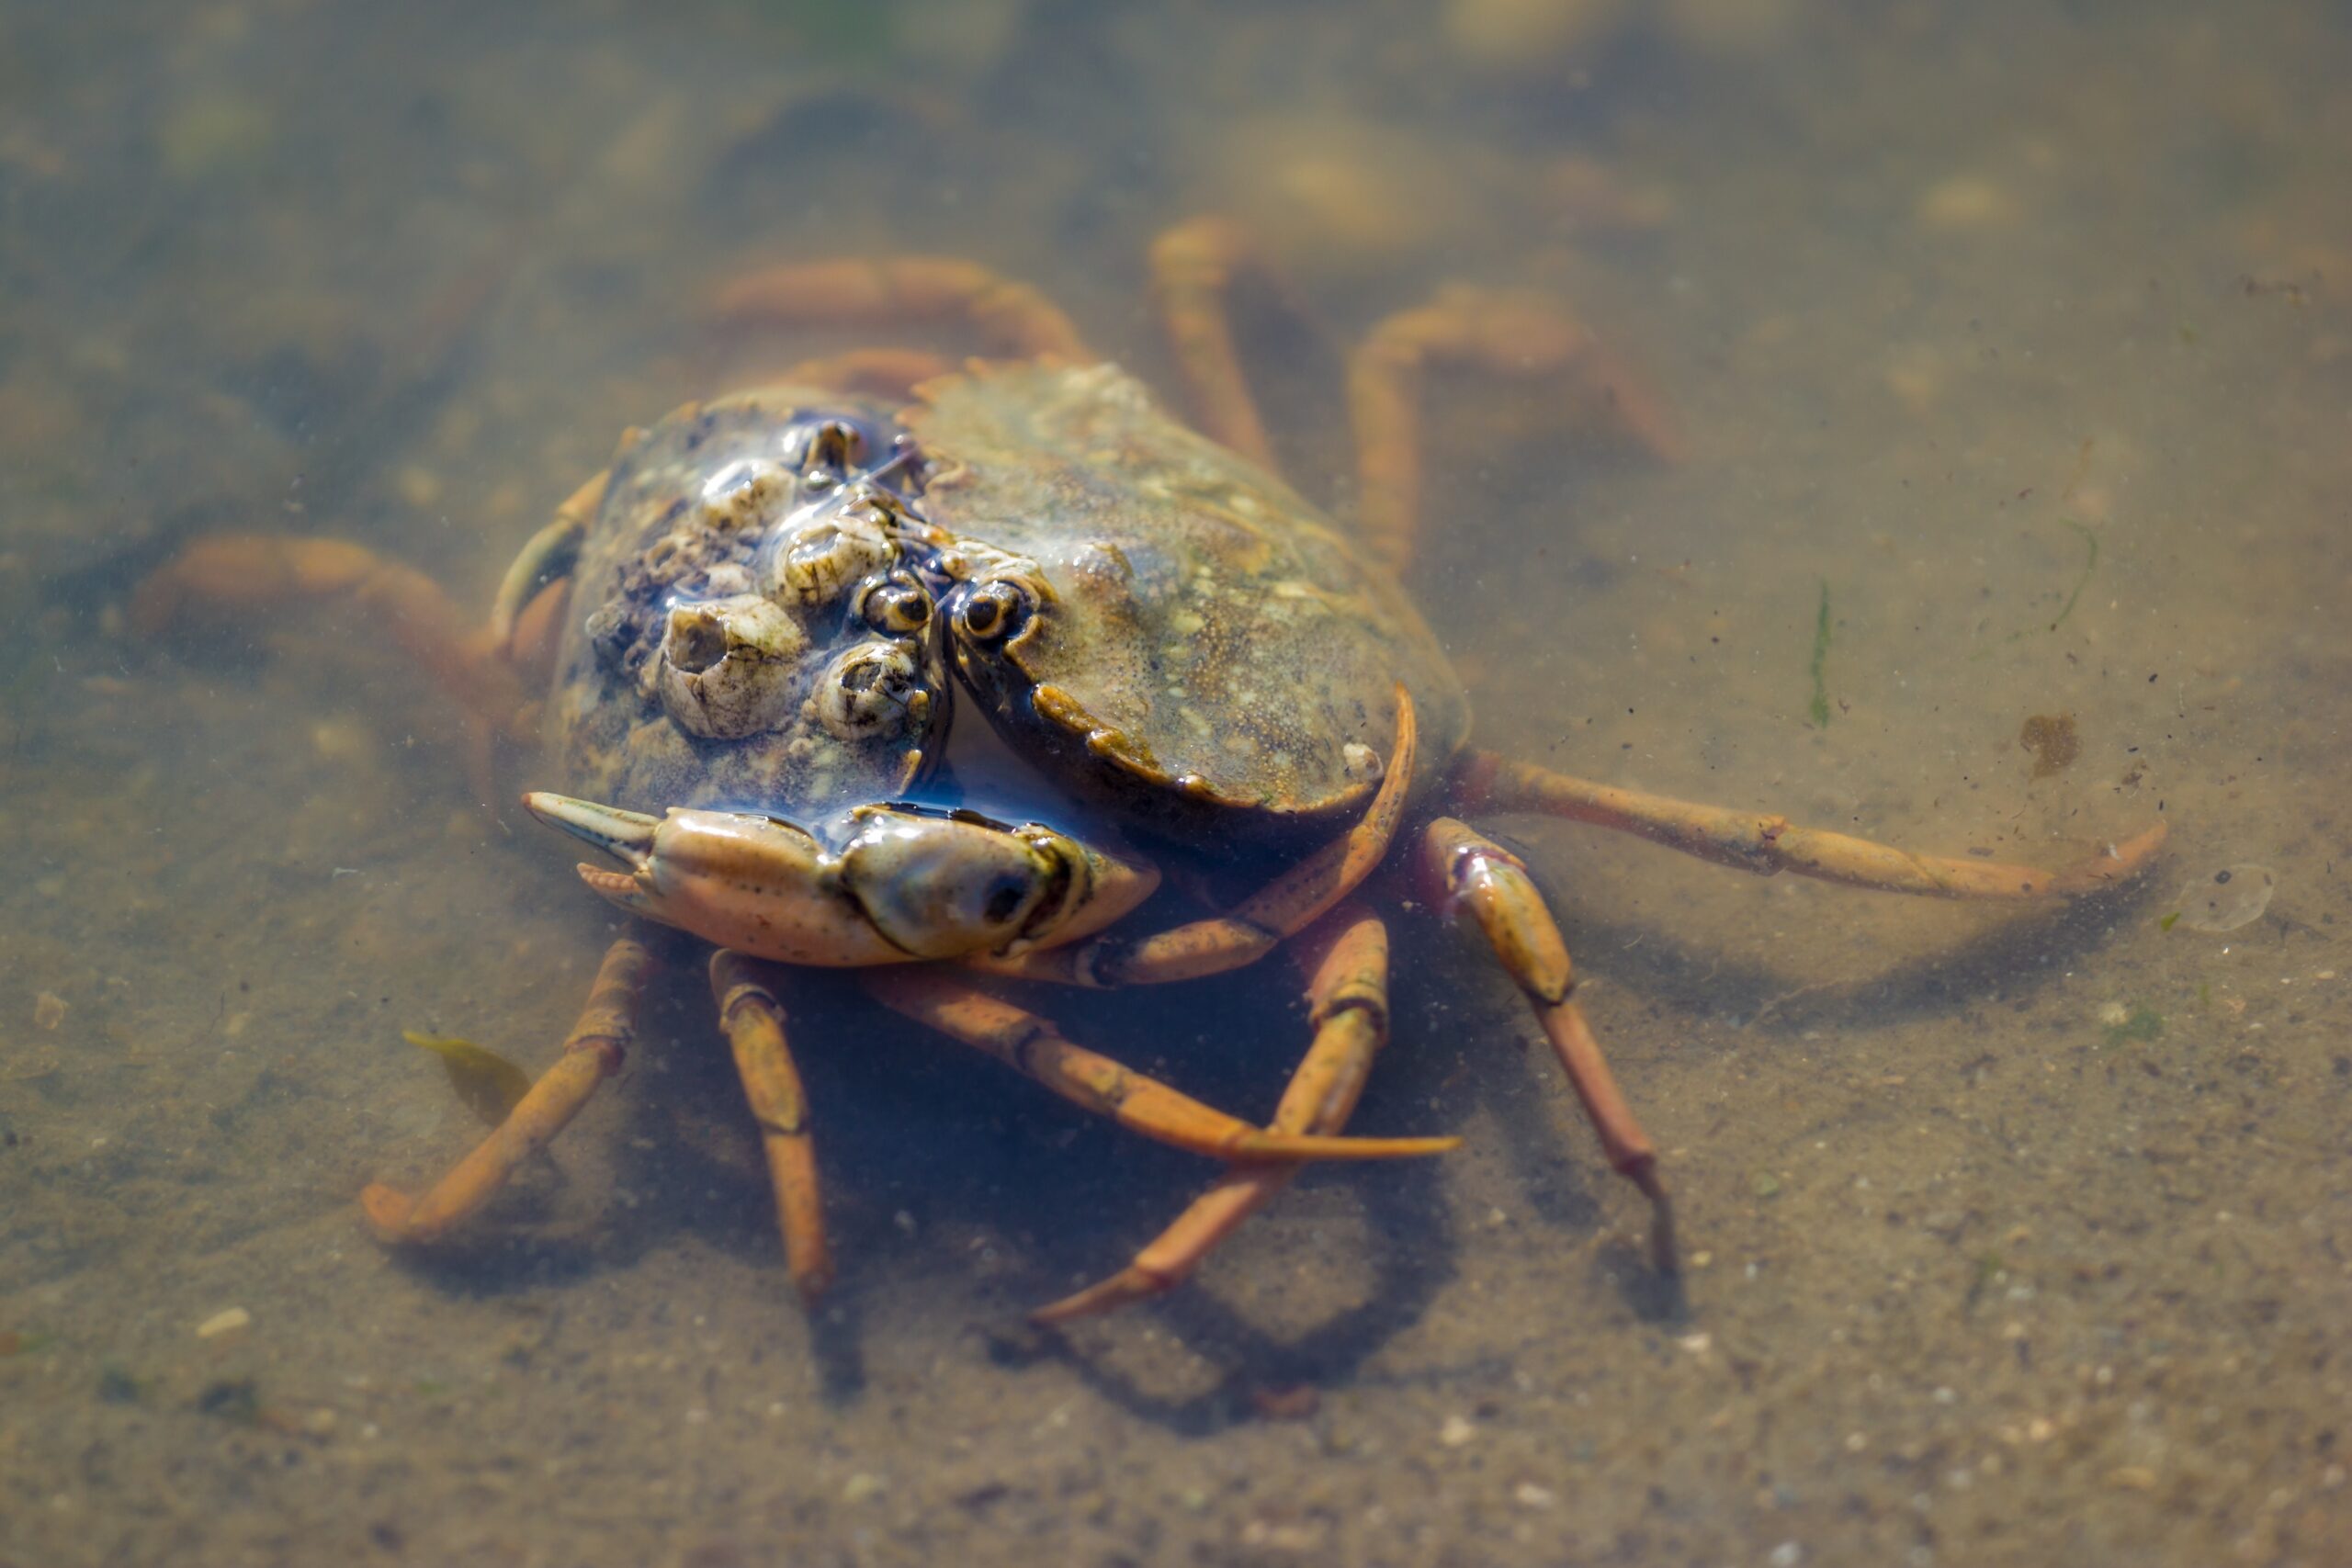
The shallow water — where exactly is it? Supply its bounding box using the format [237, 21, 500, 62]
[4, 2, 2348, 1563]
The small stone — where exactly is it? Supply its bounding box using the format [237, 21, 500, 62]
[1769, 1542, 1804, 1568]
[1514, 1483, 1557, 1508]
[1440, 1415, 1477, 1447]
[841, 1472, 886, 1504]
[1917, 175, 2020, 230]
[2096, 1001, 2132, 1027]
[196, 1306, 251, 1339]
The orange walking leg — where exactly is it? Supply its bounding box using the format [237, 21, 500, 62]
[1146, 215, 1283, 468]
[133, 534, 530, 744]
[1451, 750, 2168, 899]
[1031, 906, 1395, 1325]
[714, 255, 1093, 362]
[773, 349, 956, 400]
[861, 967, 1454, 1166]
[1349, 285, 1681, 575]
[363, 936, 655, 1243]
[1419, 818, 1676, 1272]
[710, 952, 833, 1301]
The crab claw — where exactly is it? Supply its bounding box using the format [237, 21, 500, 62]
[522, 793, 1160, 967]
[524, 794, 660, 863]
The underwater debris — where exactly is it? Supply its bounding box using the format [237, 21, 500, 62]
[404, 1032, 533, 1126]
[1807, 579, 1831, 727]
[2018, 713, 2079, 779]
[2165, 863, 2277, 933]
[2004, 519, 2100, 642]
[2098, 1002, 2165, 1045]
[195, 1306, 250, 1340]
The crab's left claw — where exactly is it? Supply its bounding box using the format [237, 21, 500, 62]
[521, 792, 1161, 967]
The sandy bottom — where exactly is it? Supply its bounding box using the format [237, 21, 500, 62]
[2, 2, 2347, 1563]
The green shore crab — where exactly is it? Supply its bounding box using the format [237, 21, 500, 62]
[135, 226, 2167, 1323]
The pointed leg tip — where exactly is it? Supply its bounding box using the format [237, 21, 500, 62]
[1029, 1268, 1166, 1327]
[360, 1182, 421, 1244]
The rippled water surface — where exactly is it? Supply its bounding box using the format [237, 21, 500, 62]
[4, 3, 2348, 1563]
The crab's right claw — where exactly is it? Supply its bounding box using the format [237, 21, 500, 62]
[521, 793, 1162, 967]
[523, 794, 662, 912]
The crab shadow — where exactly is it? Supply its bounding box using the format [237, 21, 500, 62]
[373, 862, 2154, 1428]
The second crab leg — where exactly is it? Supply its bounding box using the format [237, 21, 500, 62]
[714, 255, 1094, 362]
[710, 952, 832, 1301]
[1421, 818, 1676, 1272]
[1452, 750, 2169, 898]
[862, 968, 1454, 1167]
[1350, 285, 1682, 576]
[1031, 906, 1395, 1326]
[133, 534, 531, 746]
[363, 936, 654, 1245]
[1147, 215, 1283, 468]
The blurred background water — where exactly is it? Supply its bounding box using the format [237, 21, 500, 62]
[2, 2, 2347, 1563]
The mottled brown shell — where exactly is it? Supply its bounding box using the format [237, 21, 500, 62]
[544, 387, 944, 818]
[907, 362, 1470, 844]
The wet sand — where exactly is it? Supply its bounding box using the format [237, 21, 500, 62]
[2, 3, 2347, 1563]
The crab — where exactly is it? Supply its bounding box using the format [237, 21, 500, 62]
[133, 220, 2167, 1325]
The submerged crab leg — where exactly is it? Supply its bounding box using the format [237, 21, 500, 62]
[862, 969, 1455, 1166]
[362, 936, 654, 1245]
[1031, 906, 1395, 1326]
[132, 534, 531, 745]
[714, 256, 1094, 362]
[774, 349, 956, 400]
[710, 952, 832, 1301]
[1421, 818, 1677, 1273]
[490, 469, 605, 649]
[1452, 750, 2169, 898]
[1350, 285, 1681, 575]
[969, 687, 1418, 988]
[1147, 216, 1283, 468]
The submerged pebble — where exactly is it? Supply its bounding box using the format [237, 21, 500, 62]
[196, 1306, 251, 1339]
[2168, 864, 2277, 932]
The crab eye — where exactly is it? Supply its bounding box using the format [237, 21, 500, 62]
[857, 575, 932, 636]
[956, 580, 1034, 643]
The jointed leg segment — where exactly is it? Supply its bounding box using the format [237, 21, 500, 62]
[710, 952, 832, 1300]
[861, 967, 1453, 1166]
[1148, 216, 1283, 468]
[1420, 818, 1676, 1271]
[1452, 750, 2169, 898]
[715, 255, 1094, 362]
[363, 935, 655, 1244]
[1032, 906, 1396, 1325]
[1351, 285, 1682, 575]
[132, 534, 531, 746]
